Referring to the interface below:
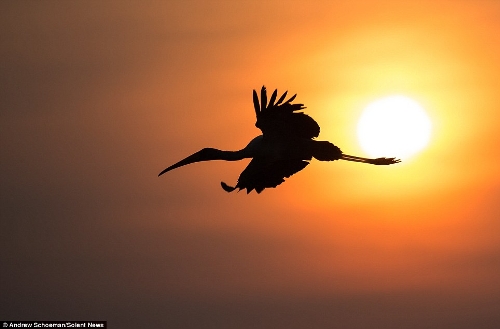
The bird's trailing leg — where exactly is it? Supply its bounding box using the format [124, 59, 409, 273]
[341, 154, 400, 165]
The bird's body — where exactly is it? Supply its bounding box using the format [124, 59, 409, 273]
[159, 86, 400, 193]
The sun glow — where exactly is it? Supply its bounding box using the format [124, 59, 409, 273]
[357, 96, 432, 160]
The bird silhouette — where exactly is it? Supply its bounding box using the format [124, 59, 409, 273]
[159, 86, 400, 193]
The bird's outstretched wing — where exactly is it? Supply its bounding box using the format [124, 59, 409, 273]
[253, 86, 320, 139]
[221, 157, 310, 193]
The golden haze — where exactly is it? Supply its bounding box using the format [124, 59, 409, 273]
[2, 1, 500, 327]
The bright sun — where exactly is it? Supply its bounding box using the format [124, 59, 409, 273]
[357, 96, 432, 160]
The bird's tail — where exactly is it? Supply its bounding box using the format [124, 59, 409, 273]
[311, 141, 342, 161]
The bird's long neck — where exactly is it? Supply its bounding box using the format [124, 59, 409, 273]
[213, 135, 263, 161]
[206, 148, 250, 161]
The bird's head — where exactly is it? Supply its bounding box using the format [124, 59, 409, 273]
[158, 148, 222, 176]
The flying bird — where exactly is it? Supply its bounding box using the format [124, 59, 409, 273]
[159, 86, 400, 193]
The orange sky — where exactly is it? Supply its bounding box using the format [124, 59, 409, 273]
[1, 1, 500, 328]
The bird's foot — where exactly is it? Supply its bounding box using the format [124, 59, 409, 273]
[369, 157, 401, 165]
[221, 182, 237, 192]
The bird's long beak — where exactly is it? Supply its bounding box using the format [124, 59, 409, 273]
[341, 154, 401, 165]
[158, 150, 206, 176]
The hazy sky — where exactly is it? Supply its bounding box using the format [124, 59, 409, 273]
[2, 1, 500, 328]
